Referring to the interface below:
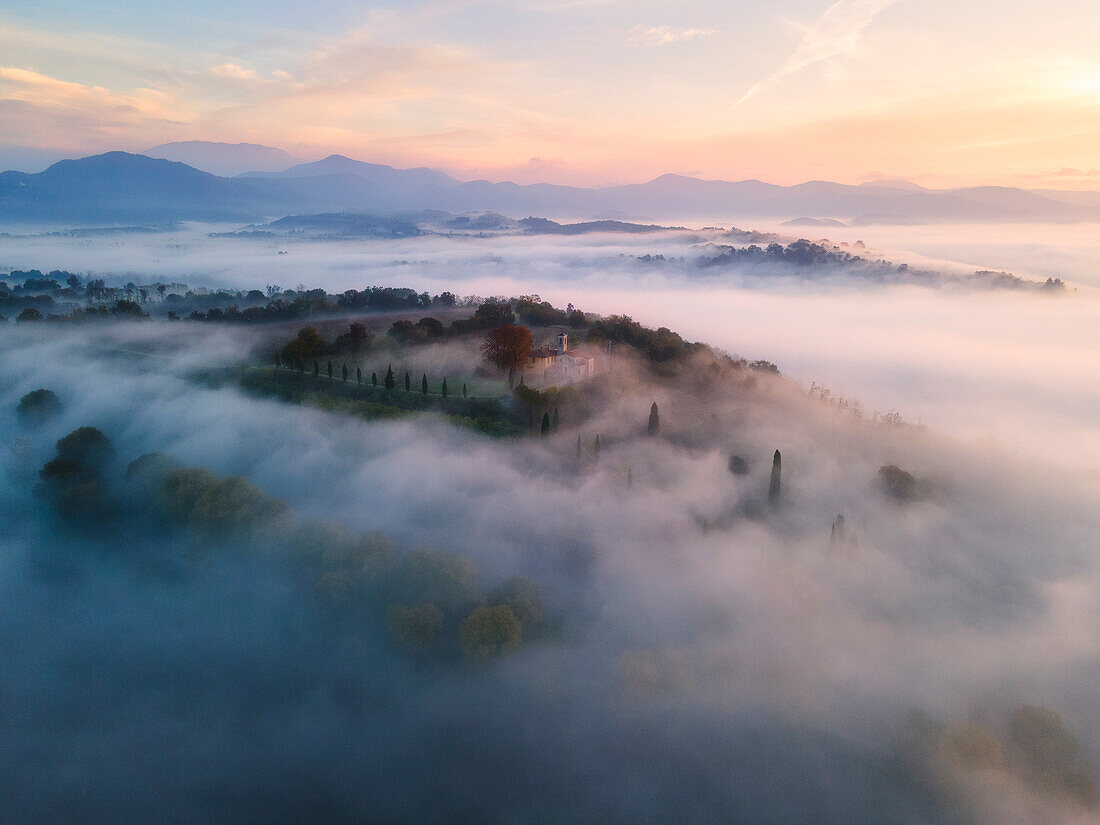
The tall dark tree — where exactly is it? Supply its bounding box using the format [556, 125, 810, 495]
[462, 383, 468, 398]
[576, 434, 582, 459]
[384, 365, 396, 390]
[341, 363, 348, 381]
[404, 371, 411, 391]
[372, 371, 378, 387]
[594, 434, 601, 462]
[327, 361, 333, 379]
[356, 366, 362, 384]
[422, 373, 428, 395]
[313, 361, 319, 377]
[552, 406, 559, 430]
[541, 412, 550, 437]
[647, 402, 659, 436]
[768, 449, 782, 504]
[442, 378, 448, 398]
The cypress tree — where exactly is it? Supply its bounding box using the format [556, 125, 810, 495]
[313, 361, 319, 376]
[384, 364, 396, 390]
[647, 402, 659, 436]
[576, 434, 582, 459]
[462, 383, 468, 398]
[422, 373, 428, 395]
[327, 361, 333, 379]
[404, 371, 411, 391]
[541, 411, 550, 436]
[372, 371, 378, 387]
[768, 450, 782, 504]
[552, 406, 559, 430]
[356, 366, 362, 384]
[594, 434, 601, 462]
[442, 378, 449, 398]
[342, 363, 348, 381]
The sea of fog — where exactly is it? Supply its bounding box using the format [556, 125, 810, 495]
[0, 221, 1097, 469]
[2, 222, 1100, 823]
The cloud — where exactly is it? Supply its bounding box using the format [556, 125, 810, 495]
[629, 25, 718, 46]
[733, 0, 899, 108]
[0, 67, 187, 149]
[210, 63, 260, 81]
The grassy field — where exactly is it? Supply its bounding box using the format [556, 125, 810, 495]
[206, 366, 526, 436]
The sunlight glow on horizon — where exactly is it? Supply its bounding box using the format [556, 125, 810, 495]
[1, 0, 1099, 187]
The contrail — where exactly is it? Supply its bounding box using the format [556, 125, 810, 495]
[732, 0, 899, 108]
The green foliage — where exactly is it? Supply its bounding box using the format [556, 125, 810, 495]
[404, 370, 410, 391]
[300, 521, 396, 601]
[878, 464, 916, 502]
[17, 307, 44, 322]
[460, 605, 522, 660]
[1008, 706, 1097, 806]
[56, 426, 114, 468]
[371, 371, 378, 387]
[398, 548, 478, 613]
[158, 467, 291, 544]
[586, 315, 704, 363]
[541, 411, 550, 436]
[386, 603, 444, 653]
[35, 427, 115, 526]
[441, 378, 448, 398]
[421, 373, 428, 395]
[17, 388, 62, 423]
[749, 360, 780, 374]
[125, 451, 181, 482]
[388, 317, 447, 344]
[385, 364, 396, 390]
[487, 576, 544, 631]
[282, 326, 324, 362]
[647, 402, 659, 436]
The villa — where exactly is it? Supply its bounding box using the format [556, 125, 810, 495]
[526, 332, 597, 381]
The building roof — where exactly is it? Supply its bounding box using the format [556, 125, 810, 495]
[530, 347, 558, 359]
[568, 350, 595, 360]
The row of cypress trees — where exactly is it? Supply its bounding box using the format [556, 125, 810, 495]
[275, 353, 468, 398]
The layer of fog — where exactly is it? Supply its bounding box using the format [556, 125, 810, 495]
[1, 318, 1098, 823]
[2, 222, 1096, 469]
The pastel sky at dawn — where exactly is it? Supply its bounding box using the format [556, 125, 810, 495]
[2, 0, 1099, 186]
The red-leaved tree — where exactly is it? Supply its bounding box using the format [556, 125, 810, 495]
[481, 324, 533, 371]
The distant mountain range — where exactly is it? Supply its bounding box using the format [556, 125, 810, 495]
[145, 141, 300, 177]
[2, 148, 1099, 225]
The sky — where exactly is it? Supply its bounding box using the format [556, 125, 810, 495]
[1, 0, 1099, 186]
